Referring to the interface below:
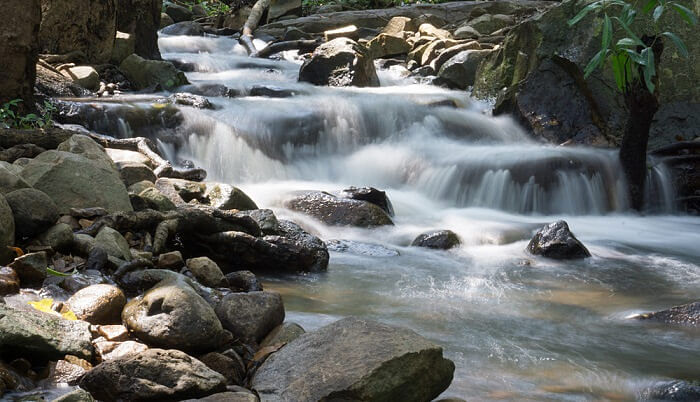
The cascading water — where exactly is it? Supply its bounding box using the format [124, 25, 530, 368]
[68, 34, 699, 400]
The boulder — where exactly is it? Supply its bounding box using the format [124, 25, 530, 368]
[526, 220, 591, 259]
[0, 195, 16, 264]
[367, 33, 412, 59]
[187, 256, 227, 288]
[0, 163, 31, 194]
[252, 317, 455, 401]
[430, 41, 483, 74]
[95, 227, 132, 261]
[419, 23, 451, 40]
[79, 348, 227, 401]
[111, 31, 136, 65]
[285, 191, 393, 227]
[67, 284, 126, 324]
[106, 148, 153, 167]
[0, 0, 41, 111]
[225, 270, 263, 292]
[161, 21, 205, 36]
[412, 230, 461, 250]
[155, 178, 258, 210]
[136, 187, 177, 211]
[260, 322, 305, 347]
[453, 25, 481, 40]
[634, 301, 699, 327]
[215, 291, 285, 344]
[182, 391, 257, 402]
[116, 0, 162, 60]
[56, 134, 116, 169]
[268, 0, 302, 22]
[4, 188, 60, 239]
[437, 49, 492, 89]
[122, 277, 227, 353]
[382, 16, 415, 35]
[338, 186, 394, 217]
[0, 304, 93, 360]
[164, 2, 193, 23]
[61, 66, 100, 91]
[160, 12, 175, 29]
[468, 13, 515, 35]
[198, 352, 245, 386]
[0, 266, 20, 295]
[39, 0, 117, 64]
[20, 150, 132, 214]
[299, 38, 380, 87]
[117, 161, 156, 186]
[35, 223, 74, 251]
[119, 54, 189, 91]
[8, 251, 47, 287]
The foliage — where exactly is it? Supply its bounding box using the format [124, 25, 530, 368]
[0, 99, 56, 130]
[302, 0, 452, 14]
[568, 0, 698, 94]
[173, 0, 232, 16]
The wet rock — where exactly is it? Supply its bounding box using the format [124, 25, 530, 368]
[9, 251, 48, 287]
[95, 227, 132, 261]
[635, 301, 699, 327]
[260, 322, 305, 348]
[187, 257, 227, 288]
[0, 163, 31, 195]
[117, 161, 156, 186]
[157, 250, 184, 269]
[412, 230, 461, 250]
[198, 352, 245, 386]
[164, 2, 193, 23]
[0, 266, 20, 295]
[51, 388, 95, 402]
[0, 304, 93, 360]
[237, 209, 280, 235]
[0, 195, 16, 264]
[249, 85, 301, 98]
[299, 38, 380, 87]
[93, 339, 148, 362]
[641, 380, 700, 401]
[155, 178, 258, 211]
[46, 359, 88, 385]
[215, 291, 285, 344]
[122, 277, 227, 353]
[252, 317, 455, 401]
[338, 186, 394, 217]
[119, 54, 189, 91]
[285, 190, 393, 227]
[262, 220, 330, 272]
[35, 223, 74, 251]
[225, 270, 263, 292]
[437, 49, 493, 89]
[80, 348, 227, 401]
[67, 284, 126, 325]
[326, 239, 401, 257]
[168, 92, 214, 109]
[5, 188, 60, 239]
[526, 220, 591, 259]
[161, 21, 205, 36]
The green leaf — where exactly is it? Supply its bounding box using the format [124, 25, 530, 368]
[612, 17, 645, 46]
[584, 49, 609, 78]
[641, 47, 656, 93]
[671, 3, 698, 25]
[611, 53, 626, 91]
[643, 0, 659, 13]
[602, 14, 613, 48]
[568, 1, 602, 26]
[653, 5, 664, 21]
[617, 37, 637, 47]
[662, 31, 689, 57]
[46, 267, 76, 277]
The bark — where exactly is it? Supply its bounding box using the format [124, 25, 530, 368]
[239, 0, 272, 55]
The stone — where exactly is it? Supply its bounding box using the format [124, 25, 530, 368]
[526, 220, 591, 259]
[223, 7, 252, 31]
[5, 188, 60, 239]
[80, 348, 227, 401]
[382, 16, 415, 35]
[137, 187, 177, 211]
[116, 161, 156, 186]
[205, 183, 258, 211]
[215, 291, 285, 344]
[187, 257, 226, 288]
[252, 317, 455, 401]
[168, 93, 214, 109]
[299, 38, 380, 88]
[0, 266, 20, 295]
[634, 301, 699, 327]
[338, 186, 394, 217]
[93, 339, 148, 362]
[122, 277, 227, 353]
[641, 380, 700, 401]
[164, 2, 193, 23]
[161, 21, 205, 36]
[412, 230, 461, 250]
[225, 270, 262, 293]
[468, 14, 516, 35]
[267, 0, 302, 23]
[95, 227, 132, 261]
[419, 39, 464, 66]
[160, 12, 175, 29]
[106, 148, 153, 167]
[119, 54, 189, 91]
[0, 195, 16, 264]
[285, 191, 393, 227]
[9, 251, 47, 287]
[430, 41, 483, 73]
[260, 322, 305, 348]
[437, 49, 492, 89]
[97, 324, 130, 341]
[198, 352, 245, 386]
[154, 178, 257, 211]
[0, 163, 31, 194]
[39, 0, 117, 64]
[419, 23, 451, 40]
[67, 284, 126, 324]
[117, 0, 162, 60]
[35, 223, 74, 251]
[46, 359, 87, 385]
[367, 33, 412, 59]
[157, 251, 184, 269]
[324, 25, 360, 41]
[20, 150, 132, 214]
[182, 391, 257, 402]
[453, 25, 481, 40]
[283, 27, 311, 41]
[51, 388, 96, 402]
[61, 67, 100, 91]
[56, 134, 116, 170]
[111, 31, 136, 65]
[0, 304, 93, 360]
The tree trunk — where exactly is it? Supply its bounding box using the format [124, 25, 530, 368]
[239, 0, 272, 55]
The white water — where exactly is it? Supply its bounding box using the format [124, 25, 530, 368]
[80, 34, 700, 400]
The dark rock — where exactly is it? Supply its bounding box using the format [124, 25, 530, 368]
[161, 21, 205, 36]
[51, 388, 96, 402]
[79, 348, 227, 401]
[164, 2, 193, 23]
[437, 49, 492, 89]
[198, 352, 245, 386]
[0, 266, 20, 295]
[338, 186, 394, 217]
[249, 85, 301, 98]
[641, 380, 700, 401]
[35, 223, 74, 251]
[252, 317, 455, 401]
[5, 188, 59, 239]
[9, 251, 48, 287]
[526, 220, 591, 259]
[285, 190, 393, 227]
[260, 322, 305, 347]
[187, 257, 227, 288]
[181, 391, 257, 402]
[66, 284, 126, 324]
[119, 54, 189, 91]
[299, 38, 380, 87]
[215, 291, 285, 344]
[635, 301, 699, 327]
[0, 144, 45, 164]
[225, 270, 263, 292]
[117, 0, 162, 60]
[236, 209, 281, 235]
[412, 230, 461, 250]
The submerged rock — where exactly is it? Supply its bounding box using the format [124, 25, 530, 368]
[215, 291, 285, 344]
[285, 191, 393, 227]
[299, 38, 380, 87]
[634, 301, 699, 328]
[526, 220, 590, 259]
[412, 230, 461, 250]
[252, 317, 455, 401]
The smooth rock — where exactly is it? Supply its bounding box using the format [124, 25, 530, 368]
[0, 195, 16, 264]
[198, 352, 245, 386]
[338, 186, 394, 217]
[164, 2, 193, 23]
[469, 13, 515, 35]
[119, 54, 189, 91]
[260, 322, 305, 347]
[526, 220, 591, 259]
[285, 191, 393, 227]
[215, 291, 285, 344]
[187, 257, 227, 288]
[161, 21, 205, 36]
[299, 38, 379, 87]
[157, 251, 184, 269]
[93, 339, 148, 362]
[412, 230, 461, 250]
[61, 66, 99, 91]
[95, 227, 132, 261]
[97, 324, 129, 342]
[106, 148, 153, 167]
[35, 223, 74, 251]
[56, 134, 115, 170]
[0, 266, 20, 295]
[117, 161, 156, 186]
[453, 24, 481, 39]
[0, 163, 31, 194]
[382, 16, 415, 35]
[67, 284, 126, 324]
[419, 23, 451, 40]
[9, 251, 47, 287]
[160, 12, 175, 28]
[137, 187, 177, 211]
[225, 270, 262, 292]
[367, 33, 412, 59]
[437, 49, 492, 89]
[5, 188, 60, 239]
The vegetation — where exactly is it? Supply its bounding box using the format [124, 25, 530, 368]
[302, 0, 453, 14]
[0, 99, 56, 130]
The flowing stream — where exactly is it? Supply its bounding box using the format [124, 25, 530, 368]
[82, 34, 700, 400]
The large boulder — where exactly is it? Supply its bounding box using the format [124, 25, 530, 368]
[299, 38, 380, 87]
[0, 159, 31, 194]
[526, 220, 591, 259]
[39, 0, 117, 64]
[119, 54, 189, 91]
[215, 291, 285, 344]
[19, 150, 132, 214]
[0, 304, 93, 360]
[437, 49, 493, 89]
[0, 0, 41, 113]
[0, 195, 16, 264]
[285, 191, 393, 227]
[164, 2, 193, 23]
[79, 348, 227, 401]
[634, 301, 699, 328]
[4, 188, 60, 239]
[116, 0, 162, 60]
[338, 186, 394, 217]
[252, 317, 455, 401]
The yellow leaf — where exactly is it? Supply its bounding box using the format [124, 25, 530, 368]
[61, 310, 78, 321]
[28, 298, 55, 314]
[7, 246, 23, 257]
[152, 103, 167, 109]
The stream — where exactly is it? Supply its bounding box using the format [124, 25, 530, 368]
[80, 34, 700, 400]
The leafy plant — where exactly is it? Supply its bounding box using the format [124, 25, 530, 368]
[0, 99, 56, 129]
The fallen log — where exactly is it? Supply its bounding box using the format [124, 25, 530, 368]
[253, 39, 323, 58]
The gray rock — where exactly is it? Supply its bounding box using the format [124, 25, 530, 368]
[187, 257, 227, 288]
[635, 301, 699, 328]
[51, 388, 96, 402]
[0, 266, 20, 295]
[299, 38, 379, 87]
[252, 317, 455, 401]
[0, 194, 15, 264]
[116, 161, 156, 186]
[182, 391, 258, 402]
[468, 13, 515, 35]
[106, 148, 152, 167]
[168, 93, 214, 109]
[5, 188, 60, 239]
[0, 163, 31, 194]
[67, 284, 126, 324]
[437, 49, 492, 89]
[161, 12, 175, 28]
[56, 134, 115, 171]
[79, 348, 227, 401]
[285, 190, 393, 227]
[260, 322, 305, 348]
[119, 54, 189, 91]
[95, 227, 132, 261]
[641, 380, 700, 401]
[215, 291, 285, 344]
[35, 223, 74, 251]
[198, 352, 245, 386]
[157, 250, 184, 269]
[453, 24, 481, 40]
[136, 186, 177, 211]
[0, 303, 93, 360]
[225, 270, 262, 292]
[9, 251, 47, 287]
[267, 0, 301, 23]
[62, 66, 100, 91]
[164, 2, 194, 23]
[412, 230, 461, 250]
[367, 33, 411, 59]
[526, 220, 591, 259]
[161, 21, 205, 36]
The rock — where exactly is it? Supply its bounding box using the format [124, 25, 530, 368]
[205, 183, 258, 211]
[215, 291, 285, 344]
[164, 2, 193, 23]
[223, 6, 252, 31]
[326, 239, 400, 257]
[0, 195, 16, 264]
[93, 339, 148, 362]
[412, 230, 461, 250]
[9, 251, 48, 287]
[46, 359, 88, 385]
[111, 31, 136, 65]
[0, 304, 93, 360]
[260, 220, 330, 272]
[453, 25, 481, 40]
[338, 186, 394, 217]
[5, 188, 60, 239]
[198, 352, 245, 386]
[468, 14, 516, 35]
[117, 0, 162, 60]
[260, 322, 305, 348]
[80, 348, 227, 401]
[51, 388, 96, 402]
[161, 21, 205, 36]
[61, 66, 100, 91]
[95, 227, 132, 261]
[382, 16, 415, 35]
[106, 148, 153, 167]
[157, 250, 184, 269]
[526, 221, 591, 259]
[237, 209, 280, 235]
[419, 23, 451, 40]
[0, 163, 31, 195]
[324, 25, 360, 41]
[634, 301, 699, 327]
[367, 33, 412, 59]
[117, 161, 156, 186]
[119, 54, 189, 91]
[252, 317, 455, 401]
[20, 150, 132, 214]
[155, 178, 257, 211]
[0, 266, 20, 295]
[67, 284, 126, 324]
[160, 12, 175, 28]
[225, 270, 262, 292]
[268, 0, 301, 22]
[285, 191, 393, 227]
[122, 277, 227, 353]
[136, 187, 177, 211]
[0, 0, 41, 111]
[35, 223, 74, 251]
[97, 324, 130, 341]
[283, 27, 311, 41]
[56, 134, 116, 170]
[437, 49, 492, 89]
[168, 93, 214, 109]
[39, 0, 117, 64]
[316, 4, 343, 14]
[641, 380, 700, 401]
[299, 38, 380, 88]
[430, 41, 483, 74]
[187, 257, 227, 288]
[182, 391, 258, 402]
